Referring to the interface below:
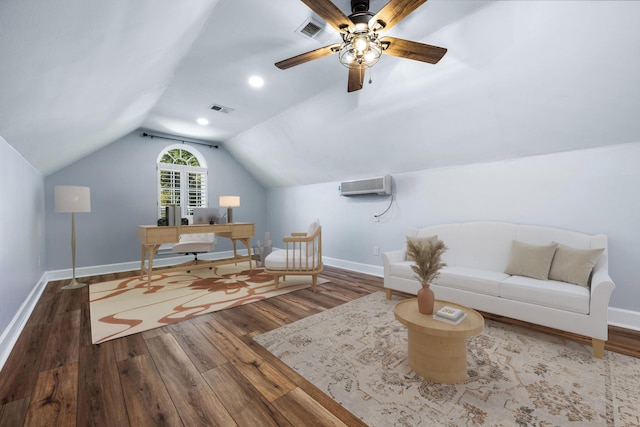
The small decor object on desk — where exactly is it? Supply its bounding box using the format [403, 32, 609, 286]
[433, 305, 467, 325]
[406, 238, 448, 315]
[165, 205, 181, 226]
[253, 232, 273, 267]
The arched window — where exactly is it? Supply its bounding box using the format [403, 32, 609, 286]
[157, 144, 208, 218]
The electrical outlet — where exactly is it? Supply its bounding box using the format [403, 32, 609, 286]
[373, 246, 380, 256]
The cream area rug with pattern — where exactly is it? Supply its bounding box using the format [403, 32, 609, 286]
[90, 262, 320, 344]
[254, 292, 639, 427]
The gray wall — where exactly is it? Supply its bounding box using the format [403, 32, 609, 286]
[0, 136, 45, 334]
[267, 142, 640, 313]
[45, 131, 268, 270]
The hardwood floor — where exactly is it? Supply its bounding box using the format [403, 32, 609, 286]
[0, 266, 638, 426]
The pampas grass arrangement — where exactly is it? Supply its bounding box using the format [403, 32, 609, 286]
[406, 239, 448, 286]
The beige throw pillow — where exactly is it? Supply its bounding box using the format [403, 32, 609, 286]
[405, 235, 437, 261]
[505, 240, 557, 280]
[548, 243, 604, 288]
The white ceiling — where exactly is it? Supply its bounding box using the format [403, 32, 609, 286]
[1, 0, 639, 187]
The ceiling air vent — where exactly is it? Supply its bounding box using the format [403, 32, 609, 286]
[297, 17, 325, 39]
[209, 103, 234, 114]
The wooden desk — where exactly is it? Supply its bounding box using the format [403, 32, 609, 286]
[394, 299, 484, 384]
[136, 223, 255, 285]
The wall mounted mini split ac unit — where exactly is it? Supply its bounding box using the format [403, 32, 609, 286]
[340, 175, 392, 196]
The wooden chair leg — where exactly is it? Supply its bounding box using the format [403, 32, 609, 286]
[592, 338, 605, 359]
[274, 275, 280, 290]
[385, 288, 393, 300]
[311, 275, 317, 293]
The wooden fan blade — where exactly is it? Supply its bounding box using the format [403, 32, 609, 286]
[370, 0, 428, 31]
[300, 0, 352, 32]
[275, 44, 340, 70]
[347, 64, 365, 92]
[381, 36, 447, 64]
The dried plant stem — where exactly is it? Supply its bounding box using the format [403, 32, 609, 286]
[406, 239, 448, 287]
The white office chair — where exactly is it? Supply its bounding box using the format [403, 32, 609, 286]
[171, 233, 216, 272]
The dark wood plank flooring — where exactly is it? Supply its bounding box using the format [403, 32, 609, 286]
[0, 266, 638, 426]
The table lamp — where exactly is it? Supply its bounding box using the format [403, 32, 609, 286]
[219, 196, 240, 223]
[55, 185, 91, 290]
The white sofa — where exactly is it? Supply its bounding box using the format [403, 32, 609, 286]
[382, 221, 615, 358]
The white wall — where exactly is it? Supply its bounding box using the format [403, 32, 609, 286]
[45, 131, 268, 270]
[267, 142, 640, 313]
[0, 136, 45, 349]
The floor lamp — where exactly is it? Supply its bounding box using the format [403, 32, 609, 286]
[55, 185, 91, 290]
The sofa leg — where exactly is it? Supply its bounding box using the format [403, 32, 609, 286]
[274, 275, 280, 290]
[385, 289, 392, 300]
[592, 338, 605, 359]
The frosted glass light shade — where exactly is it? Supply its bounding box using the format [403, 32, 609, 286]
[219, 196, 240, 207]
[55, 186, 91, 213]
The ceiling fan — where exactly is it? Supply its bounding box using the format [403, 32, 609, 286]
[275, 0, 447, 92]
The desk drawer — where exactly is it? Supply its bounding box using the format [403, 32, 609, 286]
[230, 223, 255, 238]
[144, 227, 179, 244]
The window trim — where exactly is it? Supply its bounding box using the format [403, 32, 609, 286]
[157, 144, 208, 219]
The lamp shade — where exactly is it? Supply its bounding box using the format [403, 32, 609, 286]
[219, 196, 240, 208]
[55, 186, 91, 213]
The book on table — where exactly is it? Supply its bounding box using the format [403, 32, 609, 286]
[436, 306, 465, 320]
[433, 306, 467, 325]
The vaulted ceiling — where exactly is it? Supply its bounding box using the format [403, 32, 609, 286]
[2, 0, 639, 187]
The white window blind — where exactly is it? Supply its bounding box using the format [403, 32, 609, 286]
[157, 147, 208, 219]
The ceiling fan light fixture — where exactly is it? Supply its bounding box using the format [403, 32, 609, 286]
[338, 31, 382, 68]
[354, 35, 368, 51]
[274, 0, 447, 93]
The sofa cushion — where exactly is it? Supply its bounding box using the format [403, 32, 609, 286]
[264, 249, 319, 270]
[389, 261, 417, 280]
[456, 222, 517, 271]
[307, 219, 320, 236]
[504, 240, 557, 280]
[415, 224, 460, 266]
[436, 266, 507, 296]
[549, 244, 604, 288]
[500, 275, 590, 314]
[405, 234, 437, 261]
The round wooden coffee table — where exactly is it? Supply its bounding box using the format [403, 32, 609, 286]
[394, 299, 484, 384]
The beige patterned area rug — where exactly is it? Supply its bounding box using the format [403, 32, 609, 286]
[254, 292, 639, 427]
[90, 262, 319, 344]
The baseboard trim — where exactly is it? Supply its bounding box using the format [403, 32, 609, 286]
[323, 256, 383, 277]
[0, 272, 48, 371]
[608, 307, 640, 331]
[44, 250, 243, 281]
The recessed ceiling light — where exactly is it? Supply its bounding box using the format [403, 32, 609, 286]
[248, 76, 264, 88]
[197, 118, 209, 125]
